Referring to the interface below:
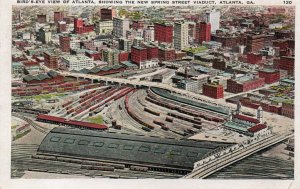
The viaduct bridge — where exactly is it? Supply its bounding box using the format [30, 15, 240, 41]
[183, 131, 293, 179]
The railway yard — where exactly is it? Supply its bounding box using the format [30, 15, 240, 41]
[11, 83, 294, 179]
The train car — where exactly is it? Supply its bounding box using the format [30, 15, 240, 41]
[144, 107, 160, 116]
[165, 117, 173, 123]
[130, 165, 148, 172]
[194, 117, 202, 121]
[161, 125, 170, 131]
[172, 130, 188, 136]
[142, 126, 151, 132]
[212, 117, 224, 122]
[193, 124, 202, 129]
[185, 129, 197, 134]
[153, 120, 165, 127]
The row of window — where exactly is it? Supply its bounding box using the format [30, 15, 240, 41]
[49, 136, 198, 157]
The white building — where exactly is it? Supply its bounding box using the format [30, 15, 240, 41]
[177, 79, 200, 93]
[22, 32, 31, 40]
[95, 20, 113, 35]
[113, 17, 130, 38]
[202, 41, 222, 49]
[143, 27, 155, 42]
[205, 9, 220, 33]
[260, 46, 276, 56]
[140, 60, 159, 69]
[269, 23, 283, 29]
[133, 37, 144, 46]
[174, 21, 189, 50]
[69, 35, 81, 50]
[61, 55, 94, 71]
[119, 38, 132, 52]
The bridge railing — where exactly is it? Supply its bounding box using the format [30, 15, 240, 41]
[193, 129, 273, 169]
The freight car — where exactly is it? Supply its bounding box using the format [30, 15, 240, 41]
[144, 107, 160, 116]
[130, 165, 148, 172]
[82, 161, 125, 169]
[153, 120, 165, 127]
[193, 124, 202, 129]
[142, 126, 151, 132]
[81, 165, 114, 171]
[165, 117, 173, 123]
[161, 125, 170, 131]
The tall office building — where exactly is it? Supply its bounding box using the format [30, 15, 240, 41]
[119, 38, 132, 52]
[44, 52, 58, 69]
[95, 20, 113, 35]
[38, 27, 51, 44]
[143, 26, 155, 42]
[54, 11, 64, 25]
[102, 49, 120, 66]
[57, 21, 67, 33]
[113, 17, 130, 38]
[205, 9, 220, 33]
[154, 23, 173, 43]
[37, 14, 47, 23]
[195, 22, 211, 44]
[100, 8, 116, 20]
[174, 21, 189, 50]
[59, 35, 71, 52]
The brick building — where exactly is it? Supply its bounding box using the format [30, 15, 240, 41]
[227, 76, 265, 93]
[203, 83, 224, 99]
[282, 101, 294, 118]
[74, 18, 94, 34]
[274, 30, 293, 40]
[57, 21, 67, 33]
[154, 23, 173, 43]
[247, 52, 263, 64]
[212, 58, 227, 70]
[211, 34, 240, 48]
[85, 50, 101, 61]
[273, 39, 290, 50]
[132, 20, 145, 30]
[37, 14, 47, 23]
[279, 56, 294, 75]
[131, 46, 148, 64]
[119, 51, 129, 63]
[54, 12, 64, 25]
[258, 69, 280, 84]
[175, 51, 186, 60]
[158, 48, 176, 61]
[246, 34, 265, 52]
[59, 35, 71, 52]
[195, 22, 211, 44]
[44, 52, 58, 69]
[100, 8, 116, 20]
[145, 44, 158, 60]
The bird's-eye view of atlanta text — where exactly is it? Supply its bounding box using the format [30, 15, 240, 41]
[11, 5, 294, 179]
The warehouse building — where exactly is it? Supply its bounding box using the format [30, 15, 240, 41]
[37, 127, 230, 174]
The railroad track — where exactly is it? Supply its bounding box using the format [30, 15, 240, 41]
[11, 144, 181, 179]
[12, 113, 49, 134]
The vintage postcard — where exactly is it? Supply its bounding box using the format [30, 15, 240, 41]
[0, 0, 299, 188]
